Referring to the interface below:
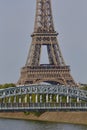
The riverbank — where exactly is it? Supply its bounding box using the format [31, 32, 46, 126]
[0, 112, 87, 125]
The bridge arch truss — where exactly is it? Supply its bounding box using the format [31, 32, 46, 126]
[0, 85, 87, 103]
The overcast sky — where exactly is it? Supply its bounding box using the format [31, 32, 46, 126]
[0, 0, 87, 84]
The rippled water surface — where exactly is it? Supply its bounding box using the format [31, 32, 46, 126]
[0, 119, 87, 130]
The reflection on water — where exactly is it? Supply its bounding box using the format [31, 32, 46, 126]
[0, 119, 87, 130]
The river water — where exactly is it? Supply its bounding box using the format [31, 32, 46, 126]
[0, 119, 87, 130]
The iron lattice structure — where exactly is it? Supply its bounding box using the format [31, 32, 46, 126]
[18, 0, 75, 86]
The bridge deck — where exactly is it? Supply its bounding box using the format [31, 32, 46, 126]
[0, 103, 87, 112]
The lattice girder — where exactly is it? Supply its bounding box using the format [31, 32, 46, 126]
[0, 85, 87, 101]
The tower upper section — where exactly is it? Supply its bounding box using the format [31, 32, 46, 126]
[34, 0, 55, 33]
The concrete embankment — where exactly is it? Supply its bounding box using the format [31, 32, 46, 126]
[0, 112, 87, 125]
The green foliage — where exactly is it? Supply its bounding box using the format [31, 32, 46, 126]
[33, 111, 45, 117]
[24, 111, 44, 117]
[32, 94, 36, 103]
[62, 96, 67, 103]
[24, 111, 30, 115]
[0, 83, 16, 89]
[81, 86, 87, 91]
[71, 98, 77, 102]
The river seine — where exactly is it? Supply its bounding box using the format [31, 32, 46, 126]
[0, 119, 87, 130]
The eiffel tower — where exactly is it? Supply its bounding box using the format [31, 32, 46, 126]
[18, 0, 75, 86]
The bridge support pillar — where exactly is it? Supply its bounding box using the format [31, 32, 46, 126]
[29, 95, 32, 103]
[14, 96, 16, 103]
[56, 94, 59, 103]
[67, 96, 69, 103]
[36, 94, 38, 103]
[77, 97, 80, 103]
[50, 95, 52, 102]
[67, 89, 69, 103]
[8, 97, 11, 103]
[2, 98, 5, 103]
[25, 95, 27, 103]
[19, 97, 21, 103]
[46, 94, 48, 103]
[40, 95, 42, 103]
